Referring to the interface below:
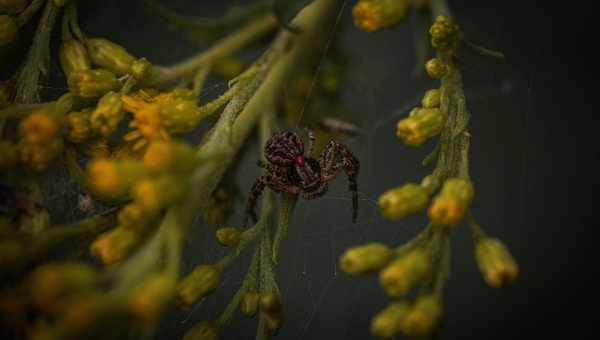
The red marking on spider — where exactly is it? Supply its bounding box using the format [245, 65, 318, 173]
[295, 155, 305, 166]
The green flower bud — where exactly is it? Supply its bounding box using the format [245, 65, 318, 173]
[264, 311, 283, 334]
[0, 14, 18, 46]
[59, 39, 91, 77]
[68, 69, 120, 98]
[0, 0, 29, 14]
[371, 302, 410, 339]
[396, 107, 445, 146]
[428, 178, 474, 226]
[142, 140, 196, 175]
[0, 140, 18, 169]
[429, 15, 460, 51]
[18, 138, 63, 171]
[90, 91, 124, 136]
[182, 320, 219, 340]
[399, 295, 442, 336]
[378, 183, 429, 220]
[339, 243, 394, 275]
[240, 290, 259, 317]
[66, 108, 93, 143]
[160, 98, 202, 134]
[475, 238, 518, 288]
[128, 274, 175, 323]
[87, 38, 136, 76]
[352, 0, 408, 33]
[425, 58, 447, 79]
[215, 227, 242, 247]
[177, 265, 221, 307]
[89, 226, 139, 265]
[131, 57, 153, 80]
[422, 89, 441, 108]
[131, 175, 184, 212]
[259, 292, 281, 314]
[379, 248, 430, 296]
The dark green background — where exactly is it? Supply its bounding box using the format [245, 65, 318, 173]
[3, 1, 596, 339]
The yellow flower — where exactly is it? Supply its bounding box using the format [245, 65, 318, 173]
[352, 0, 408, 33]
[428, 178, 474, 226]
[396, 107, 445, 146]
[20, 110, 60, 145]
[87, 159, 124, 198]
[142, 140, 196, 175]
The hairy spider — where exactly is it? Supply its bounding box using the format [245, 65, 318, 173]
[244, 130, 359, 226]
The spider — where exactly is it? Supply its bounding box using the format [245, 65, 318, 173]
[244, 130, 359, 226]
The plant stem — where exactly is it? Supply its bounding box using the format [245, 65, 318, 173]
[272, 193, 297, 264]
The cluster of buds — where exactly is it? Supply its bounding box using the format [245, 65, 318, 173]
[352, 0, 410, 33]
[88, 140, 195, 264]
[428, 178, 474, 227]
[17, 108, 65, 171]
[429, 15, 460, 52]
[371, 295, 442, 338]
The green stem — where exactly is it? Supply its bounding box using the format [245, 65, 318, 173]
[272, 193, 297, 264]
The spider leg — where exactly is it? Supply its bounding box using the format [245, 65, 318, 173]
[320, 141, 360, 223]
[243, 173, 301, 227]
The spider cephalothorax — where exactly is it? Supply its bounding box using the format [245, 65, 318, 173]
[244, 130, 359, 226]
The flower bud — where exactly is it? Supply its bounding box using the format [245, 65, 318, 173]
[128, 274, 175, 323]
[0, 14, 18, 46]
[177, 265, 221, 307]
[215, 227, 242, 247]
[429, 15, 460, 51]
[19, 138, 63, 171]
[59, 39, 91, 77]
[182, 320, 219, 340]
[264, 311, 283, 334]
[352, 0, 408, 33]
[68, 69, 120, 98]
[65, 108, 93, 143]
[131, 57, 153, 80]
[90, 91, 124, 137]
[475, 238, 518, 288]
[160, 98, 202, 134]
[0, 0, 29, 14]
[20, 110, 61, 145]
[87, 38, 138, 76]
[28, 263, 97, 313]
[340, 243, 394, 275]
[240, 290, 259, 317]
[87, 159, 145, 198]
[212, 56, 246, 79]
[379, 248, 430, 296]
[421, 89, 441, 108]
[131, 175, 184, 212]
[378, 183, 429, 220]
[142, 140, 196, 174]
[399, 295, 442, 336]
[0, 140, 18, 169]
[424, 58, 447, 79]
[117, 203, 151, 232]
[396, 107, 445, 146]
[84, 138, 111, 159]
[428, 178, 474, 226]
[90, 226, 138, 265]
[259, 292, 281, 314]
[371, 301, 410, 339]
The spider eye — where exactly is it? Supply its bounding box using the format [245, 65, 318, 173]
[295, 155, 305, 166]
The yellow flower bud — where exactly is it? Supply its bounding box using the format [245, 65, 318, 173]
[59, 39, 91, 77]
[87, 38, 136, 76]
[352, 0, 408, 33]
[128, 274, 175, 323]
[259, 292, 281, 314]
[117, 203, 150, 232]
[0, 140, 18, 169]
[90, 91, 124, 137]
[396, 107, 445, 146]
[422, 89, 441, 108]
[378, 183, 429, 220]
[429, 15, 460, 51]
[90, 226, 138, 265]
[66, 108, 93, 143]
[132, 175, 183, 212]
[215, 227, 242, 247]
[371, 302, 410, 339]
[19, 138, 63, 171]
[0, 0, 29, 14]
[87, 159, 145, 198]
[399, 295, 442, 336]
[0, 14, 18, 46]
[475, 238, 518, 288]
[424, 58, 447, 79]
[428, 178, 474, 226]
[20, 110, 60, 145]
[182, 320, 219, 340]
[177, 265, 221, 307]
[131, 57, 153, 80]
[379, 248, 430, 296]
[27, 263, 97, 313]
[142, 140, 196, 174]
[339, 243, 394, 275]
[240, 290, 259, 317]
[68, 69, 120, 98]
[160, 98, 202, 134]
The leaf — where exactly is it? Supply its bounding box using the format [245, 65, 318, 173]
[273, 0, 315, 32]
